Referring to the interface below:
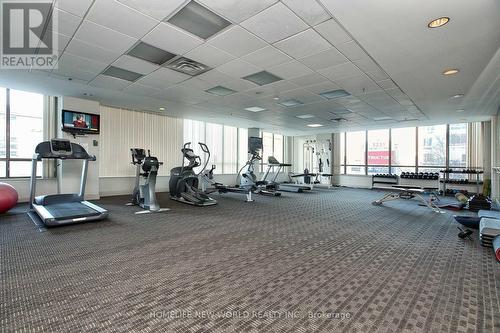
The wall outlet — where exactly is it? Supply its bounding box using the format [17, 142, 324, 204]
[93, 140, 98, 147]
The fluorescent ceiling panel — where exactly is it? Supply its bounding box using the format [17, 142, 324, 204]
[319, 89, 350, 99]
[243, 71, 282, 86]
[307, 123, 323, 127]
[167, 1, 231, 39]
[278, 99, 303, 107]
[164, 56, 211, 76]
[102, 66, 143, 81]
[127, 42, 177, 65]
[244, 106, 267, 112]
[205, 85, 237, 96]
[296, 114, 315, 119]
[330, 108, 352, 115]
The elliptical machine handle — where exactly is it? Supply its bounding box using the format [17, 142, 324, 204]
[198, 142, 209, 153]
[183, 142, 191, 149]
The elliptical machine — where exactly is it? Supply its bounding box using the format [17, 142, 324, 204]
[169, 142, 217, 206]
[238, 137, 281, 197]
[128, 148, 170, 214]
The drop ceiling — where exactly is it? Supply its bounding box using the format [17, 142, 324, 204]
[0, 0, 499, 136]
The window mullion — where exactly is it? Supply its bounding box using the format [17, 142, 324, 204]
[5, 88, 10, 178]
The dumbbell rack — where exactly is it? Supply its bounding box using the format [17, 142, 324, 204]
[440, 169, 483, 195]
[371, 174, 398, 189]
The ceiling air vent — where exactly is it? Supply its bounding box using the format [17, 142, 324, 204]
[164, 57, 211, 76]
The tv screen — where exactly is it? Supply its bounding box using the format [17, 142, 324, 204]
[62, 110, 100, 134]
[248, 137, 263, 153]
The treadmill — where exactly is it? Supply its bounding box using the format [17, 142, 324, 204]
[28, 139, 108, 227]
[261, 156, 313, 193]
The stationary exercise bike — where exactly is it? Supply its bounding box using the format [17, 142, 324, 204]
[128, 148, 169, 214]
[169, 142, 217, 206]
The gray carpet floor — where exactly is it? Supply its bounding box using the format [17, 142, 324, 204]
[1, 188, 499, 333]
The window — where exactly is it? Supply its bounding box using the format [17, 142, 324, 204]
[183, 119, 206, 174]
[0, 88, 44, 178]
[346, 131, 366, 175]
[391, 127, 416, 173]
[223, 126, 237, 174]
[205, 123, 223, 174]
[367, 129, 389, 175]
[238, 128, 248, 171]
[339, 123, 473, 176]
[449, 123, 467, 167]
[273, 134, 283, 163]
[262, 132, 273, 167]
[339, 132, 345, 174]
[418, 125, 447, 167]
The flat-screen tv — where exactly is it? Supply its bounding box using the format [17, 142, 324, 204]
[62, 110, 100, 134]
[248, 137, 263, 153]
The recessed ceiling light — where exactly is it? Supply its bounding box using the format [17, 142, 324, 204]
[278, 99, 303, 107]
[319, 89, 350, 99]
[374, 116, 393, 121]
[443, 68, 459, 76]
[164, 56, 211, 76]
[273, 96, 280, 100]
[102, 66, 143, 81]
[428, 17, 450, 28]
[167, 1, 231, 39]
[456, 109, 465, 113]
[243, 71, 283, 86]
[244, 106, 267, 112]
[307, 124, 323, 128]
[451, 94, 464, 99]
[159, 107, 165, 111]
[296, 114, 314, 119]
[205, 85, 237, 96]
[127, 42, 177, 65]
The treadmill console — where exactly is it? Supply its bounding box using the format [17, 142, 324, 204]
[50, 139, 73, 156]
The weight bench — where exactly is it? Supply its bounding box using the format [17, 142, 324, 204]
[372, 185, 443, 213]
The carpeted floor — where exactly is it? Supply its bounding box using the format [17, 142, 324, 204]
[1, 188, 499, 333]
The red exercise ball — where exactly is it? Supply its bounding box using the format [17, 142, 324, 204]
[0, 182, 18, 214]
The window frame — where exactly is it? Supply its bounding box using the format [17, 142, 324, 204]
[0, 88, 44, 179]
[339, 123, 472, 176]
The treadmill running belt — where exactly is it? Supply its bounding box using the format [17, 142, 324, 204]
[44, 202, 100, 219]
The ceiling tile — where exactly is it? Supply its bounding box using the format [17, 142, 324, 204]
[336, 75, 382, 96]
[289, 73, 328, 87]
[41, 31, 71, 52]
[274, 29, 330, 59]
[353, 57, 380, 73]
[86, 0, 159, 39]
[55, 53, 108, 74]
[89, 75, 132, 90]
[74, 20, 137, 54]
[197, 69, 233, 83]
[65, 39, 122, 63]
[241, 46, 292, 69]
[278, 88, 324, 104]
[184, 44, 235, 68]
[137, 67, 190, 88]
[240, 2, 308, 43]
[282, 0, 330, 26]
[123, 83, 163, 97]
[377, 79, 398, 90]
[112, 55, 159, 75]
[365, 68, 390, 81]
[268, 60, 313, 79]
[142, 23, 203, 55]
[208, 26, 267, 57]
[49, 8, 81, 36]
[217, 59, 261, 78]
[197, 0, 278, 23]
[55, 0, 93, 17]
[300, 48, 348, 70]
[117, 0, 188, 21]
[305, 81, 341, 95]
[336, 40, 366, 61]
[317, 62, 363, 81]
[314, 19, 351, 46]
[244, 80, 299, 97]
